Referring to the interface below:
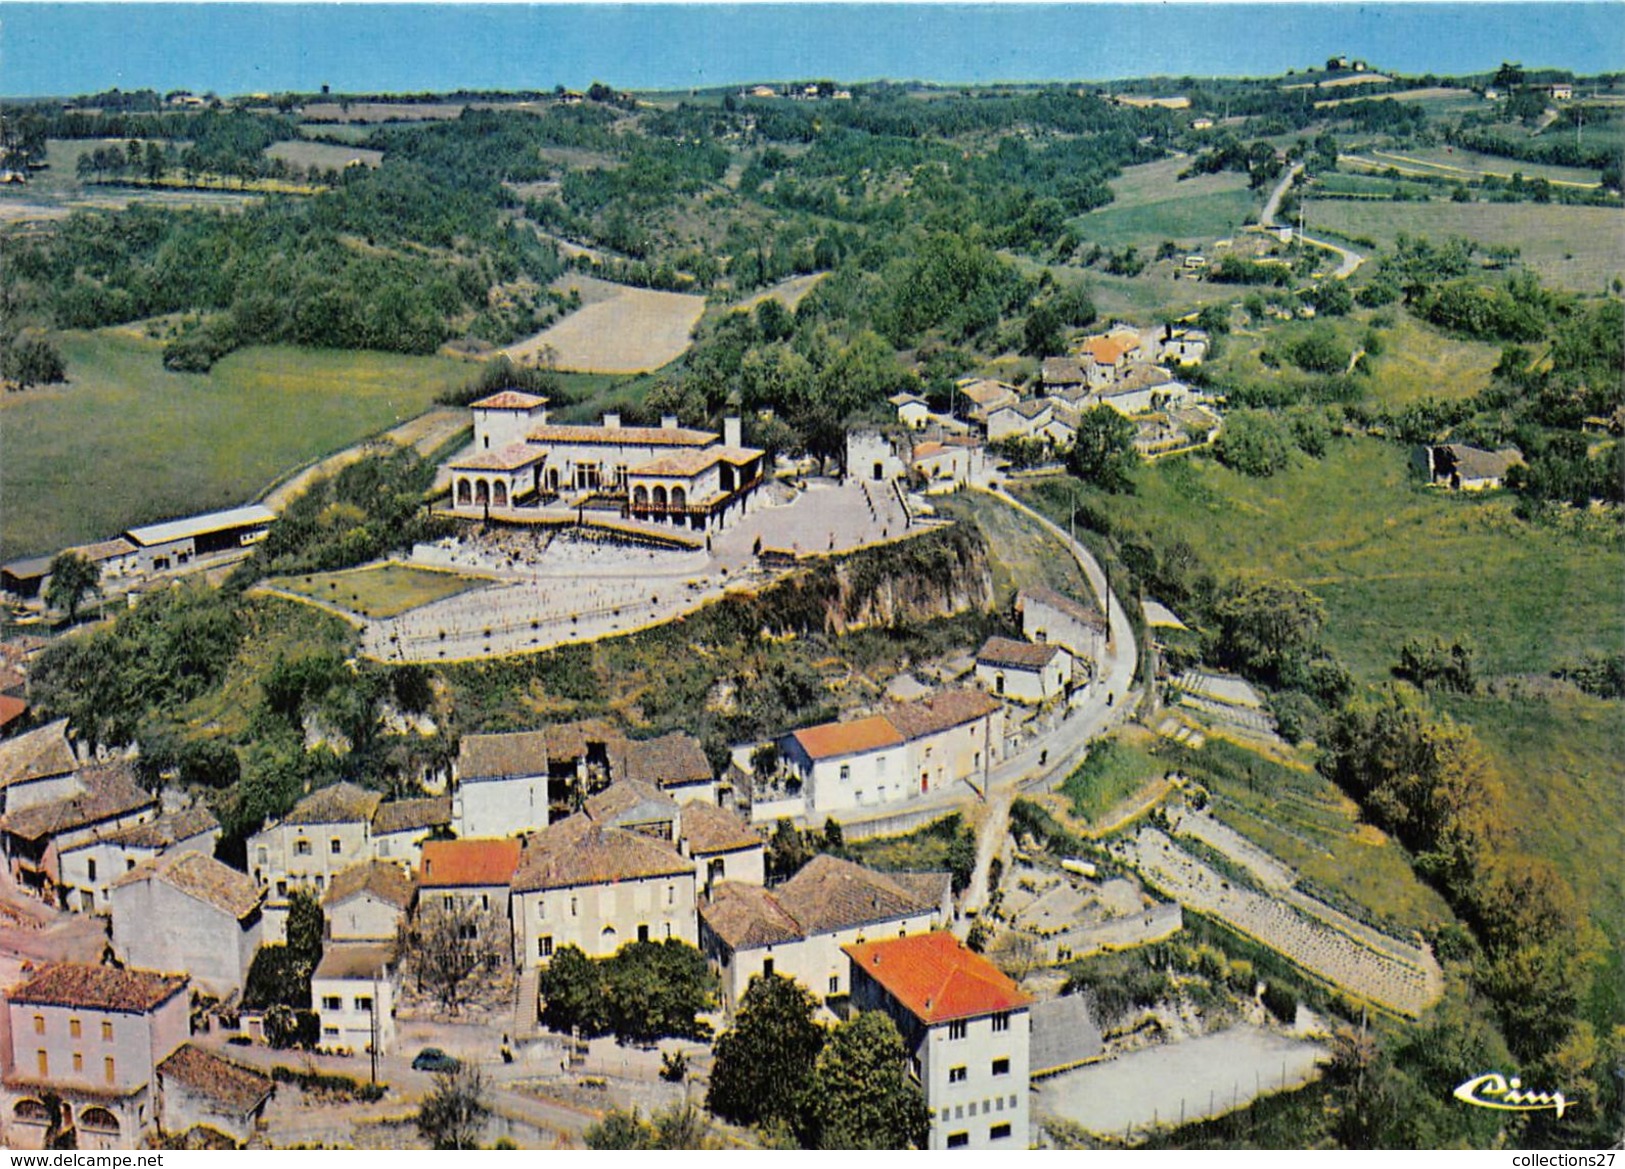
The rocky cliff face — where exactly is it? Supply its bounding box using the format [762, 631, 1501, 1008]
[760, 523, 996, 637]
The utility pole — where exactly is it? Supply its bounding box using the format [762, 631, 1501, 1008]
[369, 974, 380, 1085]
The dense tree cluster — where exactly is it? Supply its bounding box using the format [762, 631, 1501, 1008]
[538, 941, 718, 1043]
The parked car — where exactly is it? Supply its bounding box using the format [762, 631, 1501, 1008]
[412, 1047, 460, 1072]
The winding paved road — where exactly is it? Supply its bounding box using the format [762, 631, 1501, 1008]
[1259, 162, 1365, 280]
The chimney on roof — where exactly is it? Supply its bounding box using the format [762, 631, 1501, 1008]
[604, 413, 621, 429]
[724, 416, 742, 448]
[661, 414, 679, 430]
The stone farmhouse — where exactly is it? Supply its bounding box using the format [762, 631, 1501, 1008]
[0, 964, 269, 1150]
[1, 760, 156, 910]
[1414, 443, 1524, 492]
[323, 859, 416, 943]
[844, 931, 1032, 1151]
[509, 782, 761, 971]
[774, 689, 1005, 817]
[445, 393, 767, 535]
[451, 720, 715, 839]
[417, 837, 523, 948]
[1018, 586, 1107, 685]
[60, 805, 221, 914]
[699, 853, 951, 1015]
[975, 636, 1072, 705]
[249, 783, 451, 937]
[109, 850, 265, 1000]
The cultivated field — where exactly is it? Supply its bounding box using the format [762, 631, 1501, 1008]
[265, 564, 493, 618]
[1315, 86, 1476, 109]
[502, 278, 706, 373]
[1080, 158, 1257, 250]
[1305, 199, 1625, 291]
[1344, 146, 1601, 188]
[265, 140, 383, 170]
[735, 272, 830, 313]
[0, 332, 469, 563]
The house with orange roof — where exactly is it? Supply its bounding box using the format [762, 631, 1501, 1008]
[844, 931, 1032, 1150]
[779, 715, 909, 814]
[417, 837, 523, 951]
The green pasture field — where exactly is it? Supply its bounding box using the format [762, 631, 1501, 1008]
[1061, 732, 1164, 824]
[265, 140, 383, 170]
[1018, 437, 1621, 685]
[0, 331, 468, 562]
[1351, 145, 1602, 187]
[265, 563, 492, 618]
[1304, 199, 1625, 292]
[1359, 314, 1503, 405]
[1075, 157, 1257, 251]
[1312, 172, 1442, 200]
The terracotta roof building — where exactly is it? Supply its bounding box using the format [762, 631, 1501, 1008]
[845, 931, 1033, 1150]
[975, 637, 1072, 705]
[419, 838, 522, 890]
[0, 718, 78, 797]
[283, 782, 382, 826]
[9, 963, 188, 1013]
[156, 1044, 274, 1146]
[324, 859, 415, 942]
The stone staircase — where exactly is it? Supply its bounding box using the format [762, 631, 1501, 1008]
[513, 965, 541, 1039]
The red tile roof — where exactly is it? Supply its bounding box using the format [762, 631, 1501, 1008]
[0, 695, 27, 732]
[449, 442, 547, 471]
[790, 715, 905, 762]
[511, 814, 691, 893]
[1080, 335, 1137, 366]
[10, 963, 188, 1013]
[0, 718, 77, 789]
[418, 838, 522, 889]
[884, 688, 1001, 741]
[844, 931, 1031, 1024]
[527, 424, 715, 448]
[470, 390, 548, 410]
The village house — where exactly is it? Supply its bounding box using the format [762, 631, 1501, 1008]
[910, 439, 991, 492]
[1, 964, 191, 1150]
[510, 809, 697, 969]
[954, 378, 1021, 424]
[2, 762, 157, 909]
[323, 860, 416, 943]
[248, 782, 382, 931]
[59, 805, 221, 915]
[776, 689, 1004, 816]
[1159, 327, 1210, 366]
[678, 798, 766, 894]
[779, 715, 910, 815]
[311, 944, 397, 1056]
[1414, 443, 1524, 492]
[1018, 586, 1107, 683]
[844, 931, 1033, 1151]
[367, 795, 450, 867]
[889, 392, 933, 430]
[975, 637, 1072, 705]
[1040, 356, 1089, 400]
[452, 721, 717, 838]
[986, 399, 1054, 445]
[699, 854, 952, 1015]
[1091, 364, 1187, 417]
[416, 838, 523, 949]
[1078, 330, 1143, 388]
[109, 850, 264, 1000]
[153, 1044, 274, 1147]
[0, 719, 83, 816]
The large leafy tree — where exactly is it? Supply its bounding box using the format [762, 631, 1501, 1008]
[1066, 405, 1139, 493]
[706, 973, 826, 1129]
[44, 551, 99, 623]
[1211, 577, 1326, 684]
[799, 1011, 930, 1149]
[416, 1064, 488, 1150]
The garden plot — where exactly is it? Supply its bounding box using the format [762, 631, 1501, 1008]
[1117, 828, 1440, 1017]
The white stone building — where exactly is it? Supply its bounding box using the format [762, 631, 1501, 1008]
[844, 931, 1032, 1151]
[975, 637, 1072, 705]
[109, 850, 264, 1000]
[59, 805, 221, 915]
[154, 1044, 274, 1146]
[510, 811, 696, 968]
[312, 944, 397, 1056]
[323, 860, 416, 943]
[779, 715, 910, 814]
[699, 854, 951, 1015]
[1018, 586, 1107, 684]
